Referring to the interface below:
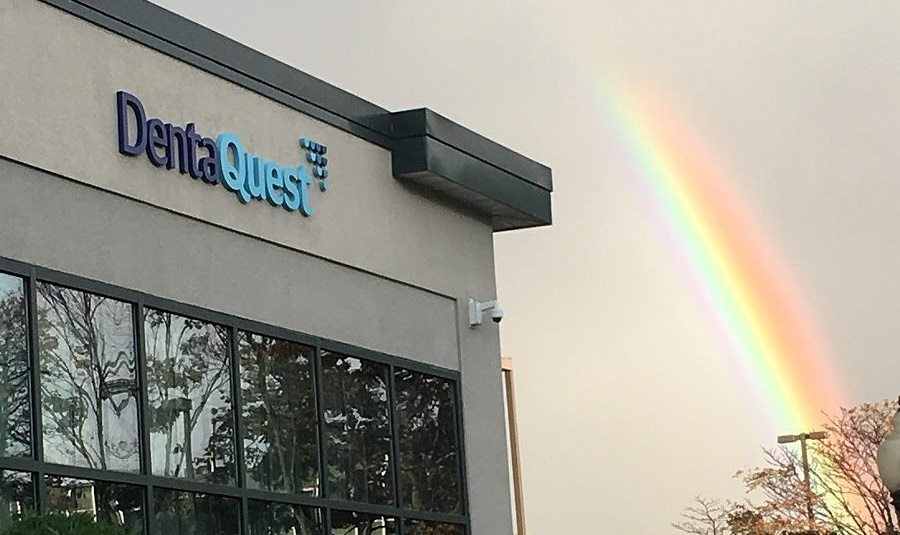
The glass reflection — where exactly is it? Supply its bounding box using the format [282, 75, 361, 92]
[330, 510, 396, 535]
[0, 274, 30, 458]
[247, 500, 322, 535]
[144, 309, 234, 485]
[403, 520, 464, 535]
[0, 471, 33, 528]
[46, 475, 144, 534]
[321, 353, 393, 505]
[395, 369, 461, 513]
[154, 489, 239, 535]
[37, 283, 139, 471]
[240, 332, 318, 495]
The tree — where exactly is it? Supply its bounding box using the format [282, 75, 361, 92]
[143, 309, 234, 484]
[0, 282, 32, 457]
[37, 284, 139, 471]
[673, 497, 729, 535]
[674, 399, 897, 535]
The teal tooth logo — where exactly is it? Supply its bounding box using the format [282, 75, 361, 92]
[300, 138, 329, 192]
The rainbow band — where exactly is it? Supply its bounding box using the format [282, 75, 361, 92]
[607, 84, 842, 431]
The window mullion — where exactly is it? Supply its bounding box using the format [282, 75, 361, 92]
[26, 270, 47, 512]
[229, 325, 249, 535]
[313, 343, 327, 500]
[135, 301, 157, 534]
[388, 364, 402, 510]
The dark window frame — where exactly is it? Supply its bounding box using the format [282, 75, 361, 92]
[0, 256, 468, 534]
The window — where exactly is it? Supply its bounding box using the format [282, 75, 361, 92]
[154, 489, 239, 535]
[395, 369, 461, 514]
[403, 520, 464, 535]
[0, 471, 33, 527]
[46, 475, 144, 534]
[144, 308, 235, 485]
[330, 510, 396, 535]
[38, 283, 139, 472]
[239, 332, 318, 495]
[247, 500, 322, 535]
[0, 274, 30, 458]
[0, 263, 469, 534]
[321, 353, 393, 505]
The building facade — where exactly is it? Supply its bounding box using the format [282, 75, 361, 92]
[0, 1, 553, 534]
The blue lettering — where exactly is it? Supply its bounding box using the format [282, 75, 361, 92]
[199, 137, 219, 184]
[165, 123, 189, 173]
[118, 92, 324, 217]
[297, 165, 314, 217]
[282, 168, 301, 212]
[116, 91, 146, 156]
[245, 154, 266, 201]
[217, 132, 252, 203]
[265, 163, 285, 207]
[145, 118, 170, 168]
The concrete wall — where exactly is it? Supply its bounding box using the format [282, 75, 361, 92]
[0, 1, 513, 533]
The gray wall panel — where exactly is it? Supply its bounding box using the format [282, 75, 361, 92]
[0, 158, 458, 370]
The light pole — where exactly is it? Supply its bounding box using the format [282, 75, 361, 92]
[778, 430, 828, 529]
[876, 397, 900, 522]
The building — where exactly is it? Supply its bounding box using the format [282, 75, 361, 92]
[0, 1, 553, 534]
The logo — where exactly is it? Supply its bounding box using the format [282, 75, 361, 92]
[115, 91, 328, 216]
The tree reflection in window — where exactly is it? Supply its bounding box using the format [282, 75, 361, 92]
[144, 309, 234, 485]
[0, 274, 30, 458]
[154, 489, 239, 535]
[321, 353, 393, 505]
[239, 332, 318, 495]
[37, 283, 139, 472]
[0, 470, 33, 528]
[330, 510, 396, 535]
[46, 475, 144, 534]
[402, 520, 464, 535]
[247, 500, 322, 535]
[395, 369, 461, 514]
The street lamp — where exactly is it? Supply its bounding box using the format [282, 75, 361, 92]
[876, 397, 900, 518]
[778, 430, 828, 528]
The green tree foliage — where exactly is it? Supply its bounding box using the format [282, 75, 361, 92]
[0, 513, 130, 535]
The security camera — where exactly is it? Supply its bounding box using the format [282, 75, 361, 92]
[469, 299, 504, 328]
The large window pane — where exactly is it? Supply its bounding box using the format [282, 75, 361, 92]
[240, 332, 318, 495]
[329, 510, 396, 535]
[321, 353, 392, 505]
[154, 489, 239, 535]
[248, 500, 322, 535]
[144, 309, 234, 485]
[395, 369, 461, 514]
[0, 274, 30, 457]
[403, 520, 464, 535]
[38, 283, 139, 471]
[0, 471, 33, 528]
[46, 475, 144, 534]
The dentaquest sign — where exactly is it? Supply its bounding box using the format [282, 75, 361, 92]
[115, 91, 330, 216]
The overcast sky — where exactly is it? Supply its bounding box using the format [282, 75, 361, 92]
[149, 1, 900, 532]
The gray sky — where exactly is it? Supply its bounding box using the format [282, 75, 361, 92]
[149, 1, 900, 532]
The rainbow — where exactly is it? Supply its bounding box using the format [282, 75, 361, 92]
[601, 81, 843, 432]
